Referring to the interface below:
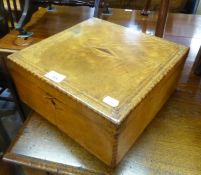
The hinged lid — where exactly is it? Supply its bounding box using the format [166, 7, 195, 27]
[8, 18, 188, 124]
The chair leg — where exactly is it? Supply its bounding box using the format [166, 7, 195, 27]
[93, 0, 100, 17]
[102, 0, 111, 15]
[195, 61, 201, 76]
[0, 0, 9, 34]
[16, 0, 38, 38]
[194, 46, 201, 76]
[141, 0, 152, 16]
[155, 0, 170, 37]
[0, 119, 10, 147]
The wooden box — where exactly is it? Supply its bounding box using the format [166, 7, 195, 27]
[7, 18, 188, 167]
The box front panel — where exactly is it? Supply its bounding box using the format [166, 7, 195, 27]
[7, 60, 117, 166]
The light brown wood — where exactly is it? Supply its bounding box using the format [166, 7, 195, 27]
[4, 88, 201, 175]
[22, 167, 47, 175]
[6, 18, 188, 167]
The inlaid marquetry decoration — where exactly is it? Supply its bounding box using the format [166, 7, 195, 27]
[7, 18, 189, 167]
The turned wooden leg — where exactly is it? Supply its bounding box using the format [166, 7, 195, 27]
[155, 0, 169, 37]
[141, 0, 152, 16]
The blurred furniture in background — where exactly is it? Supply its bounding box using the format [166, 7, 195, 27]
[194, 46, 201, 76]
[0, 15, 9, 37]
[0, 57, 25, 174]
[0, 52, 25, 128]
[1, 0, 198, 38]
[108, 0, 199, 14]
[0, 4, 25, 174]
[0, 0, 23, 37]
[0, 0, 100, 38]
[182, 0, 200, 14]
[19, 0, 198, 37]
[0, 0, 170, 39]
[0, 51, 26, 175]
[8, 0, 102, 37]
[195, 58, 201, 76]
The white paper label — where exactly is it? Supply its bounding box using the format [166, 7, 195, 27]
[125, 9, 132, 12]
[45, 71, 66, 83]
[103, 96, 119, 107]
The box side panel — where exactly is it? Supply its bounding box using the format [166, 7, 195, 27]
[116, 54, 187, 165]
[7, 60, 117, 166]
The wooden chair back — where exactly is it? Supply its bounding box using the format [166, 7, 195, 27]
[0, 0, 23, 35]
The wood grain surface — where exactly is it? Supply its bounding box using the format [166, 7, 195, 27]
[0, 6, 168, 51]
[6, 18, 188, 166]
[7, 18, 188, 123]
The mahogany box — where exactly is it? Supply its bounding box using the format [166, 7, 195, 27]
[7, 18, 189, 167]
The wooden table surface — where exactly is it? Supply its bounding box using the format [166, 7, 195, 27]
[0, 6, 201, 52]
[0, 5, 171, 52]
[1, 5, 201, 175]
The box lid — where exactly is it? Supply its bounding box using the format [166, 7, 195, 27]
[8, 18, 188, 125]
